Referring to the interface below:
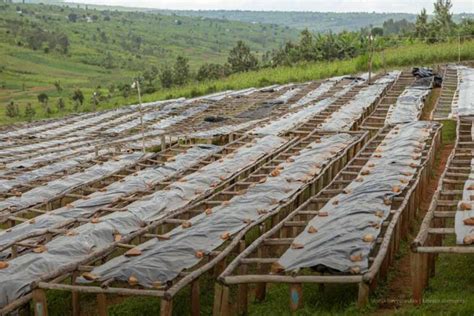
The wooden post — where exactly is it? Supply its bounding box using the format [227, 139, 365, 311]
[32, 289, 48, 316]
[191, 279, 200, 316]
[255, 247, 267, 302]
[213, 284, 230, 316]
[160, 298, 173, 316]
[289, 283, 303, 312]
[72, 272, 80, 316]
[357, 282, 369, 308]
[411, 251, 424, 305]
[213, 283, 223, 316]
[97, 293, 108, 316]
[160, 135, 166, 152]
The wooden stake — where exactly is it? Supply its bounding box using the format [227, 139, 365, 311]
[411, 251, 424, 305]
[72, 272, 80, 316]
[32, 289, 48, 316]
[191, 279, 200, 316]
[97, 293, 107, 316]
[289, 283, 303, 312]
[160, 298, 173, 316]
[357, 282, 369, 308]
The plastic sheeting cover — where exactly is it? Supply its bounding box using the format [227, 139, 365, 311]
[0, 135, 286, 308]
[385, 77, 431, 125]
[0, 152, 148, 213]
[455, 156, 474, 244]
[251, 78, 365, 136]
[0, 151, 108, 193]
[278, 121, 437, 274]
[456, 66, 474, 117]
[79, 133, 357, 287]
[0, 145, 221, 252]
[319, 72, 400, 131]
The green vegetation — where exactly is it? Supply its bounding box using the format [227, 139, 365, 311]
[0, 2, 298, 123]
[1, 1, 473, 125]
[1, 38, 474, 125]
[157, 10, 474, 34]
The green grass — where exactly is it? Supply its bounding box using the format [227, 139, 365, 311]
[0, 2, 298, 124]
[441, 120, 457, 144]
[397, 240, 474, 315]
[2, 38, 473, 125]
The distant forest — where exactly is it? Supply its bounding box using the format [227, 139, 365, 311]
[155, 10, 474, 33]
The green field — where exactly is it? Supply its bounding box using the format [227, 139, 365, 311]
[2, 35, 474, 125]
[0, 2, 299, 124]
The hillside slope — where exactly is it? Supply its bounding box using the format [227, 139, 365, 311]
[155, 10, 474, 33]
[0, 3, 298, 105]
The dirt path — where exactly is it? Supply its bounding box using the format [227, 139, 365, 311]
[371, 141, 454, 315]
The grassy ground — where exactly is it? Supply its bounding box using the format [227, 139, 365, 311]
[0, 2, 298, 124]
[1, 38, 474, 125]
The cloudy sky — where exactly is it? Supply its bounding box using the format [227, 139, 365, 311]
[70, 0, 473, 13]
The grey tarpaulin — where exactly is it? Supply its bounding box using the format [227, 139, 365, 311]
[251, 77, 366, 136]
[319, 72, 400, 131]
[0, 145, 221, 254]
[0, 135, 286, 308]
[79, 133, 357, 287]
[455, 66, 474, 117]
[0, 151, 107, 193]
[35, 108, 134, 138]
[0, 112, 96, 140]
[0, 152, 149, 213]
[4, 145, 108, 170]
[290, 81, 336, 109]
[455, 156, 474, 244]
[148, 104, 209, 131]
[278, 121, 437, 274]
[385, 77, 432, 125]
[0, 135, 86, 158]
[263, 86, 305, 106]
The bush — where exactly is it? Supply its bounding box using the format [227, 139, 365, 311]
[5, 101, 19, 118]
[24, 103, 36, 122]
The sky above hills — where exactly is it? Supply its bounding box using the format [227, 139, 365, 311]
[69, 0, 473, 13]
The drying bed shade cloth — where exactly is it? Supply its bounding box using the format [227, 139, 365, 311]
[263, 85, 305, 106]
[385, 77, 432, 125]
[101, 100, 193, 135]
[319, 71, 401, 131]
[0, 112, 96, 140]
[0, 145, 221, 253]
[455, 158, 474, 244]
[0, 136, 106, 168]
[277, 121, 437, 274]
[456, 66, 474, 117]
[79, 133, 357, 287]
[251, 77, 366, 136]
[0, 135, 286, 308]
[0, 150, 109, 193]
[0, 152, 149, 213]
[0, 135, 87, 158]
[290, 81, 337, 109]
[3, 145, 109, 170]
[35, 108, 134, 138]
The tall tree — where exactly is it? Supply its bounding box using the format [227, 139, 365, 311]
[24, 103, 36, 122]
[298, 29, 318, 62]
[433, 0, 455, 35]
[37, 93, 48, 109]
[415, 9, 429, 38]
[72, 89, 84, 111]
[160, 66, 173, 88]
[173, 56, 190, 86]
[5, 101, 19, 118]
[228, 41, 258, 73]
